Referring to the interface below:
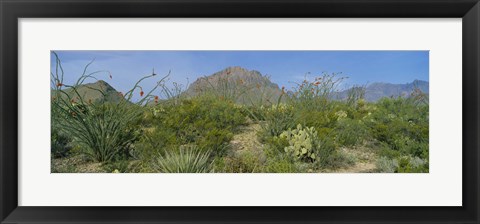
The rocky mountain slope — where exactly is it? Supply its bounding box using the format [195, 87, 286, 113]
[184, 66, 283, 105]
[52, 80, 124, 103]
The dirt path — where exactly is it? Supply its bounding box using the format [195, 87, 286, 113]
[229, 123, 266, 162]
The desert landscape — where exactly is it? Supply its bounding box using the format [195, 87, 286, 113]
[51, 51, 429, 173]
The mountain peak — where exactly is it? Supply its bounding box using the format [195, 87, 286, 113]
[215, 66, 261, 77]
[56, 80, 123, 103]
[89, 80, 116, 92]
[95, 79, 109, 85]
[224, 66, 250, 73]
[185, 67, 281, 104]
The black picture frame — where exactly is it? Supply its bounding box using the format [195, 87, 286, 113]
[1, 0, 479, 223]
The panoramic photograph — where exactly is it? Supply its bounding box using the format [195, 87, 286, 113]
[51, 51, 429, 173]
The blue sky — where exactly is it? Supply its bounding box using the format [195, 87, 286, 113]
[51, 51, 429, 95]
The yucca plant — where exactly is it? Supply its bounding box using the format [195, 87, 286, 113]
[51, 51, 168, 162]
[153, 145, 212, 173]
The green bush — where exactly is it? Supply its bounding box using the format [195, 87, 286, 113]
[153, 145, 213, 173]
[263, 158, 298, 173]
[366, 97, 429, 160]
[335, 118, 369, 147]
[376, 156, 399, 173]
[376, 156, 428, 173]
[397, 156, 428, 173]
[262, 153, 314, 173]
[215, 150, 264, 173]
[155, 96, 245, 155]
[261, 134, 289, 156]
[314, 136, 349, 169]
[133, 96, 245, 169]
[51, 128, 71, 158]
[294, 109, 337, 134]
[133, 126, 179, 162]
[261, 103, 296, 137]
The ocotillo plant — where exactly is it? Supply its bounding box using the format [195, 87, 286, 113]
[51, 51, 169, 162]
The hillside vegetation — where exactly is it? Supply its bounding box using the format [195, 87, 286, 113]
[51, 55, 429, 173]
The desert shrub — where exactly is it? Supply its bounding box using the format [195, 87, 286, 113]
[133, 96, 244, 166]
[261, 134, 290, 156]
[262, 152, 315, 173]
[334, 118, 369, 147]
[391, 135, 429, 159]
[215, 150, 264, 173]
[196, 129, 233, 153]
[377, 144, 402, 159]
[294, 109, 337, 135]
[260, 103, 296, 137]
[51, 52, 166, 162]
[314, 136, 350, 169]
[240, 105, 265, 121]
[263, 157, 298, 173]
[397, 156, 428, 173]
[376, 156, 399, 173]
[366, 97, 429, 160]
[51, 128, 72, 158]
[376, 156, 428, 173]
[153, 145, 213, 173]
[155, 96, 245, 155]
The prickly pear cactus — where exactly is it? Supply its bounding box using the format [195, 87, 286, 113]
[280, 124, 318, 161]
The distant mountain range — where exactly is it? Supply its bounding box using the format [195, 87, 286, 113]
[53, 66, 428, 104]
[334, 79, 429, 102]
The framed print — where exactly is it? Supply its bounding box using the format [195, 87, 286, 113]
[1, 0, 479, 223]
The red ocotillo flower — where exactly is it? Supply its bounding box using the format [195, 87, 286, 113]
[56, 82, 63, 87]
